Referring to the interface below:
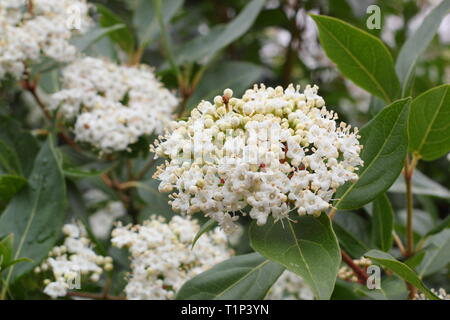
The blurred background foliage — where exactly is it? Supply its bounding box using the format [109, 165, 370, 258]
[0, 0, 449, 299]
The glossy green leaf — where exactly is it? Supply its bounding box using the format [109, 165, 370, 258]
[0, 175, 26, 203]
[167, 0, 264, 68]
[396, 0, 450, 96]
[136, 179, 174, 222]
[0, 116, 39, 177]
[0, 234, 13, 269]
[0, 137, 66, 282]
[176, 253, 284, 300]
[333, 222, 369, 259]
[335, 98, 410, 210]
[404, 251, 426, 269]
[310, 14, 399, 102]
[249, 214, 341, 300]
[97, 4, 135, 54]
[173, 25, 225, 65]
[417, 229, 450, 277]
[0, 141, 21, 175]
[186, 61, 264, 111]
[371, 194, 394, 252]
[133, 0, 184, 47]
[71, 25, 126, 52]
[192, 219, 218, 248]
[424, 215, 450, 238]
[408, 84, 450, 161]
[364, 250, 438, 300]
[356, 276, 407, 300]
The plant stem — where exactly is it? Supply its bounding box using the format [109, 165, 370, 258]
[23, 75, 81, 152]
[404, 154, 418, 257]
[403, 153, 419, 299]
[136, 158, 156, 181]
[392, 230, 407, 257]
[341, 250, 368, 284]
[328, 207, 337, 220]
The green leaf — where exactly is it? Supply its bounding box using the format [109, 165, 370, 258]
[356, 276, 407, 300]
[71, 25, 126, 52]
[364, 249, 438, 300]
[204, 0, 265, 60]
[133, 0, 184, 47]
[389, 169, 450, 199]
[0, 141, 21, 175]
[192, 219, 218, 248]
[408, 84, 450, 161]
[186, 61, 264, 111]
[417, 229, 450, 277]
[97, 4, 135, 54]
[0, 234, 13, 268]
[371, 194, 394, 252]
[249, 214, 341, 300]
[404, 251, 426, 269]
[424, 215, 450, 238]
[177, 0, 264, 65]
[0, 175, 27, 203]
[0, 116, 39, 177]
[335, 98, 410, 210]
[174, 25, 226, 65]
[310, 14, 399, 102]
[333, 222, 369, 259]
[0, 137, 66, 282]
[176, 253, 284, 300]
[396, 0, 450, 96]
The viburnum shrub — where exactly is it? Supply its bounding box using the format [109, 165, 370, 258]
[0, 0, 449, 302]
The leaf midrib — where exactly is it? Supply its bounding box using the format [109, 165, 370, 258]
[414, 86, 449, 155]
[2, 184, 41, 293]
[315, 18, 392, 103]
[287, 220, 319, 297]
[214, 259, 270, 299]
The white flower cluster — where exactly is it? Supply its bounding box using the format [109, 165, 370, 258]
[415, 288, 450, 300]
[0, 0, 92, 79]
[265, 271, 314, 300]
[36, 221, 112, 298]
[111, 215, 232, 300]
[152, 84, 363, 233]
[83, 188, 126, 240]
[338, 257, 371, 283]
[89, 201, 126, 240]
[50, 57, 178, 153]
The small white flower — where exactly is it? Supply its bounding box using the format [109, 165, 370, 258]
[152, 84, 363, 233]
[38, 221, 112, 298]
[50, 57, 178, 153]
[111, 215, 233, 300]
[0, 0, 92, 79]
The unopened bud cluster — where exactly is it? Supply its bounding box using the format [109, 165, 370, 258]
[36, 222, 112, 298]
[50, 57, 178, 153]
[111, 215, 232, 300]
[338, 257, 372, 282]
[152, 84, 363, 233]
[415, 288, 450, 300]
[0, 0, 92, 79]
